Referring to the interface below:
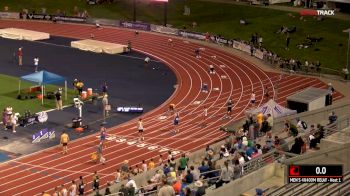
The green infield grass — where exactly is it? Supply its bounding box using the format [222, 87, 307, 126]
[0, 74, 76, 114]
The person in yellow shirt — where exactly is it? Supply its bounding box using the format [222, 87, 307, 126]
[60, 131, 69, 154]
[148, 158, 155, 170]
[257, 113, 264, 132]
[41, 191, 51, 196]
[257, 112, 264, 125]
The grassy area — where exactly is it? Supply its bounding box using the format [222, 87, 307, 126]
[0, 74, 76, 114]
[0, 0, 348, 71]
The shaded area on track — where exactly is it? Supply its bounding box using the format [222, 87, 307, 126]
[0, 36, 176, 156]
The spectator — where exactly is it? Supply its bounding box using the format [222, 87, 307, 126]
[194, 180, 206, 196]
[105, 182, 111, 195]
[163, 164, 170, 176]
[185, 170, 194, 184]
[198, 161, 209, 178]
[172, 177, 181, 195]
[76, 80, 84, 95]
[168, 167, 177, 181]
[286, 33, 290, 50]
[289, 137, 302, 154]
[184, 187, 192, 196]
[343, 67, 349, 80]
[115, 169, 121, 183]
[121, 160, 129, 173]
[125, 176, 137, 195]
[258, 36, 263, 48]
[118, 184, 128, 196]
[169, 157, 176, 169]
[215, 160, 233, 188]
[158, 179, 175, 196]
[190, 165, 200, 181]
[296, 118, 307, 133]
[328, 111, 337, 125]
[102, 82, 108, 95]
[133, 164, 142, 175]
[159, 154, 165, 166]
[309, 129, 318, 149]
[55, 89, 63, 111]
[178, 154, 189, 172]
[233, 159, 242, 180]
[327, 83, 335, 105]
[102, 94, 109, 118]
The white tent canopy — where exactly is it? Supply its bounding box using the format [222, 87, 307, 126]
[246, 99, 297, 118]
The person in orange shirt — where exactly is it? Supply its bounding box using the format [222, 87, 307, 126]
[60, 131, 69, 154]
[172, 178, 181, 195]
[148, 158, 155, 170]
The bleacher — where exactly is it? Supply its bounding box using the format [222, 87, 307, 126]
[95, 100, 350, 196]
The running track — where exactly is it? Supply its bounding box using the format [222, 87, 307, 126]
[0, 20, 343, 195]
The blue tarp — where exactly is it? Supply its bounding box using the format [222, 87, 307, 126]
[21, 71, 65, 85]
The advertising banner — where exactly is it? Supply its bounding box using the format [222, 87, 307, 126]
[178, 30, 206, 40]
[119, 21, 151, 31]
[151, 25, 179, 35]
[0, 12, 19, 19]
[53, 16, 87, 23]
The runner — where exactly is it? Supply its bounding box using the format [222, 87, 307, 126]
[52, 186, 60, 196]
[201, 83, 208, 93]
[78, 176, 85, 196]
[60, 184, 68, 196]
[250, 91, 256, 106]
[137, 118, 144, 141]
[60, 131, 69, 155]
[92, 171, 100, 191]
[168, 103, 176, 115]
[209, 64, 215, 74]
[226, 99, 233, 118]
[195, 48, 201, 58]
[69, 180, 77, 196]
[264, 86, 269, 101]
[201, 107, 208, 127]
[168, 38, 173, 46]
[173, 112, 180, 133]
[100, 125, 107, 148]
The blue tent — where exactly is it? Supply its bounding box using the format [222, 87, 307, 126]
[19, 71, 67, 105]
[21, 71, 65, 85]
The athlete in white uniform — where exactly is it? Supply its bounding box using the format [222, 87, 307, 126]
[137, 118, 144, 141]
[250, 92, 256, 106]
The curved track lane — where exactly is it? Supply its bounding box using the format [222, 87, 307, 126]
[0, 20, 343, 195]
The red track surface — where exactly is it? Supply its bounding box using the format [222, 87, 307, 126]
[0, 20, 343, 195]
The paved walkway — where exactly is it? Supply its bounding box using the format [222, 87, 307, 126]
[198, 0, 350, 21]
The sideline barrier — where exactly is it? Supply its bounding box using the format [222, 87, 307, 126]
[119, 21, 151, 31]
[23, 13, 86, 23]
[150, 24, 179, 35]
[0, 11, 19, 19]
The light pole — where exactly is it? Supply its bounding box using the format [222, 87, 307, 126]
[164, 1, 168, 26]
[343, 28, 350, 70]
[133, 0, 136, 22]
